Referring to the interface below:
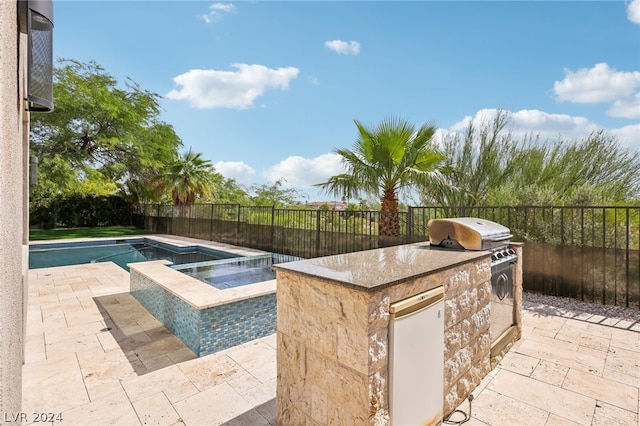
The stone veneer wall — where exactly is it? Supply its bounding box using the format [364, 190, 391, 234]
[276, 255, 493, 425]
[442, 257, 492, 413]
[130, 270, 277, 356]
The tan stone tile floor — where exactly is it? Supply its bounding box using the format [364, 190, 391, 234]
[23, 245, 639, 425]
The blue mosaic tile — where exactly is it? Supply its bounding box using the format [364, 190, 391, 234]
[131, 271, 276, 357]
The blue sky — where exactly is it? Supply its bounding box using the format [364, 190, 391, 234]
[53, 1, 640, 202]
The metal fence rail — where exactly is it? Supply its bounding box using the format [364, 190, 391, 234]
[133, 204, 639, 309]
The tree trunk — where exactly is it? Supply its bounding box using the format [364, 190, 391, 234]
[379, 188, 400, 237]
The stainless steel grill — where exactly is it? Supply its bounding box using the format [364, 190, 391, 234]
[427, 217, 512, 251]
[428, 217, 517, 340]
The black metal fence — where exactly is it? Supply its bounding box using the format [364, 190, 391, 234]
[133, 204, 640, 309]
[409, 206, 639, 310]
[134, 204, 408, 258]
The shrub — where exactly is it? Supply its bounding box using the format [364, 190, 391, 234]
[29, 195, 133, 229]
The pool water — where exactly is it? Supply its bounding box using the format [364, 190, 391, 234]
[29, 239, 238, 270]
[172, 253, 301, 289]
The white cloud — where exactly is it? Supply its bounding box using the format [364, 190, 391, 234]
[214, 161, 255, 185]
[450, 108, 600, 142]
[628, 0, 640, 23]
[553, 63, 640, 118]
[325, 40, 361, 56]
[202, 3, 235, 24]
[432, 128, 458, 148]
[166, 64, 299, 109]
[554, 63, 640, 103]
[608, 92, 640, 119]
[610, 123, 640, 150]
[450, 110, 497, 132]
[509, 109, 600, 138]
[263, 153, 346, 188]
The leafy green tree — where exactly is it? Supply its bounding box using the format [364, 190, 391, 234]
[30, 155, 121, 200]
[121, 169, 163, 206]
[315, 116, 446, 238]
[505, 130, 640, 204]
[30, 58, 182, 200]
[249, 179, 307, 207]
[345, 202, 360, 211]
[30, 155, 77, 199]
[356, 197, 379, 211]
[156, 148, 216, 205]
[207, 175, 250, 204]
[426, 111, 640, 208]
[425, 110, 521, 207]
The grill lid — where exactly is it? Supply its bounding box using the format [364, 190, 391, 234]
[427, 217, 512, 250]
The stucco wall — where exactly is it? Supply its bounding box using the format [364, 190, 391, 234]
[0, 1, 27, 415]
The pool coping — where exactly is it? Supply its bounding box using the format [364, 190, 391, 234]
[28, 234, 266, 256]
[123, 235, 277, 309]
[129, 259, 276, 310]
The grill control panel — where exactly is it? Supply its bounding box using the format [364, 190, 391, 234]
[491, 247, 517, 264]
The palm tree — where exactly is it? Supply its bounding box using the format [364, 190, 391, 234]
[157, 148, 215, 206]
[315, 116, 446, 239]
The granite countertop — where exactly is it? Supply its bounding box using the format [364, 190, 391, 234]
[272, 242, 490, 291]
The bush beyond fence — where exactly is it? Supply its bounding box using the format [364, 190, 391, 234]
[30, 195, 133, 229]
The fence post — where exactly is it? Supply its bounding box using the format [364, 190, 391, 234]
[560, 206, 565, 246]
[625, 207, 630, 308]
[186, 205, 189, 234]
[155, 203, 160, 233]
[315, 209, 321, 257]
[613, 208, 618, 306]
[271, 206, 276, 253]
[236, 204, 241, 246]
[407, 207, 413, 244]
[601, 207, 606, 305]
[210, 203, 214, 241]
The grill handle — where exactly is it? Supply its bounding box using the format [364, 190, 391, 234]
[483, 233, 513, 243]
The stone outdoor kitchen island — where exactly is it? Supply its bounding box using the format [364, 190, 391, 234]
[273, 241, 523, 425]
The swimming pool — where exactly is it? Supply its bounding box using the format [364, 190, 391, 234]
[29, 238, 239, 270]
[31, 235, 300, 356]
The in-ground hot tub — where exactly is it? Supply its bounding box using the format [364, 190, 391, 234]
[130, 253, 300, 356]
[172, 254, 300, 290]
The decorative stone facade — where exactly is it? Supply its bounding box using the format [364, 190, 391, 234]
[274, 243, 522, 425]
[442, 260, 492, 413]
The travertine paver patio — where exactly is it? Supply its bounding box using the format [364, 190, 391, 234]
[450, 303, 639, 426]
[23, 247, 639, 425]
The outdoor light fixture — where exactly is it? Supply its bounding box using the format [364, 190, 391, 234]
[18, 0, 54, 112]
